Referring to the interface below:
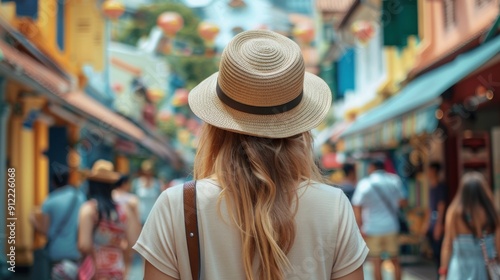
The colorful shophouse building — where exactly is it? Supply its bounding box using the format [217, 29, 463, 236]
[0, 0, 182, 267]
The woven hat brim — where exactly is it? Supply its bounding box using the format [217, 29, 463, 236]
[87, 170, 121, 184]
[189, 72, 332, 138]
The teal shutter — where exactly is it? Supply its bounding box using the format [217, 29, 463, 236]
[382, 0, 419, 47]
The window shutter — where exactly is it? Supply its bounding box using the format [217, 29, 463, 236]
[382, 0, 418, 47]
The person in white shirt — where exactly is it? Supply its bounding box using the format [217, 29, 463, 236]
[133, 30, 368, 280]
[352, 158, 406, 280]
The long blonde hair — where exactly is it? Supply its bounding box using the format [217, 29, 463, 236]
[193, 123, 324, 279]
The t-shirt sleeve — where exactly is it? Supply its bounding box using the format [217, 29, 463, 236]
[132, 190, 179, 278]
[331, 194, 369, 279]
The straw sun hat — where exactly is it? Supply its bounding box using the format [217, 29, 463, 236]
[86, 159, 121, 184]
[188, 30, 332, 139]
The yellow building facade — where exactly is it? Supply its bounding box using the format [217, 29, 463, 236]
[8, 0, 106, 83]
[1, 0, 106, 265]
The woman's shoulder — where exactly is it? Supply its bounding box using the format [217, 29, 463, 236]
[299, 181, 345, 201]
[304, 181, 344, 192]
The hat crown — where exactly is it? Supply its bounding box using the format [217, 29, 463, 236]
[92, 159, 114, 172]
[218, 30, 305, 107]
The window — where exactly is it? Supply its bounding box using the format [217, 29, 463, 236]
[57, 0, 65, 50]
[336, 48, 355, 100]
[443, 0, 456, 30]
[382, 0, 418, 47]
[323, 23, 335, 43]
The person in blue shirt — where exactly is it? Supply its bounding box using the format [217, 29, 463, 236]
[31, 172, 86, 279]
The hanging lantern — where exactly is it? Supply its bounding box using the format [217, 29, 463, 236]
[158, 111, 172, 122]
[174, 114, 187, 126]
[171, 88, 189, 107]
[293, 24, 315, 45]
[228, 0, 246, 8]
[112, 82, 123, 94]
[198, 22, 220, 45]
[102, 0, 125, 20]
[146, 88, 165, 103]
[256, 24, 268, 30]
[351, 21, 375, 44]
[157, 12, 184, 37]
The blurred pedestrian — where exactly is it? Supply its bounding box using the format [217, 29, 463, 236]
[133, 30, 367, 280]
[30, 171, 86, 280]
[439, 172, 500, 280]
[352, 158, 406, 280]
[113, 175, 141, 271]
[78, 160, 141, 279]
[132, 160, 162, 225]
[113, 175, 140, 220]
[340, 162, 357, 202]
[422, 161, 448, 273]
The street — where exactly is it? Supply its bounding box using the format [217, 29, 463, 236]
[127, 254, 436, 280]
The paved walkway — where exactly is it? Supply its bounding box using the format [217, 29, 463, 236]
[363, 259, 437, 280]
[127, 254, 437, 280]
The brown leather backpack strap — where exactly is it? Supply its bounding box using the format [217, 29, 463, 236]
[183, 180, 200, 280]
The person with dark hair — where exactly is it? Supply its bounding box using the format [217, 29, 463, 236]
[439, 172, 500, 279]
[340, 162, 357, 202]
[422, 161, 448, 274]
[30, 171, 86, 279]
[113, 175, 141, 271]
[352, 158, 406, 280]
[78, 160, 141, 279]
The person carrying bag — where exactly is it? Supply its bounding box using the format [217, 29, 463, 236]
[32, 188, 80, 280]
[372, 184, 409, 235]
[440, 172, 500, 280]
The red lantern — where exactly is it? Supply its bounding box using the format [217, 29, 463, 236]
[198, 22, 220, 44]
[351, 21, 375, 44]
[293, 24, 315, 45]
[112, 83, 123, 94]
[157, 12, 184, 37]
[158, 111, 172, 122]
[172, 88, 189, 107]
[174, 114, 187, 126]
[102, 0, 125, 20]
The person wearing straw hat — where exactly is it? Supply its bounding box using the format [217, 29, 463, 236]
[78, 160, 141, 279]
[133, 30, 368, 280]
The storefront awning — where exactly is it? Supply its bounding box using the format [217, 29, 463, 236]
[63, 92, 183, 165]
[314, 121, 352, 153]
[341, 35, 500, 151]
[64, 92, 145, 141]
[0, 40, 71, 96]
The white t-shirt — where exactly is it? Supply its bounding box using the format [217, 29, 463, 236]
[351, 171, 405, 236]
[133, 179, 368, 280]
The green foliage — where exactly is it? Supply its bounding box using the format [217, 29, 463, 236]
[118, 2, 204, 49]
[167, 55, 219, 90]
[117, 1, 219, 90]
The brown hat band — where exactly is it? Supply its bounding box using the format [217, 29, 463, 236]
[216, 83, 303, 115]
